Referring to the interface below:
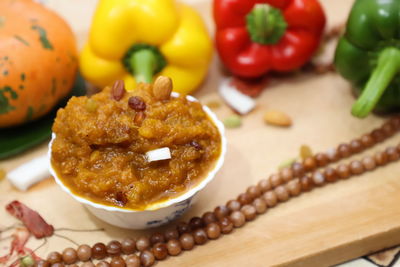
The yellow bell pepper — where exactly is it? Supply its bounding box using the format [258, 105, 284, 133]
[80, 0, 213, 94]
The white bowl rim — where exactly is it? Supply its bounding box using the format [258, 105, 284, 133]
[48, 92, 227, 213]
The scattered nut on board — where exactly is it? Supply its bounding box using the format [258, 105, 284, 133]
[300, 145, 313, 160]
[263, 110, 292, 127]
[223, 115, 242, 128]
[278, 158, 297, 170]
[0, 168, 6, 181]
[205, 100, 222, 109]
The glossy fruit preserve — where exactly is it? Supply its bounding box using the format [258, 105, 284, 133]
[51, 82, 221, 210]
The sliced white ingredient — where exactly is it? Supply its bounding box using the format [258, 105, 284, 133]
[219, 79, 256, 115]
[7, 155, 50, 191]
[146, 147, 171, 162]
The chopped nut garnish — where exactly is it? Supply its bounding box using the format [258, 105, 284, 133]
[111, 80, 126, 101]
[153, 76, 172, 100]
[134, 111, 146, 125]
[128, 96, 146, 111]
[115, 191, 128, 206]
[85, 98, 98, 112]
[190, 141, 202, 150]
[263, 110, 292, 127]
[146, 147, 171, 162]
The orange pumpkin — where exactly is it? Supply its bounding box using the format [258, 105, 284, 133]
[0, 0, 78, 128]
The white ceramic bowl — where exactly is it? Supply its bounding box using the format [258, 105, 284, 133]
[48, 93, 226, 229]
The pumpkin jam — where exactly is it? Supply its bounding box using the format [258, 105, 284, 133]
[51, 79, 221, 210]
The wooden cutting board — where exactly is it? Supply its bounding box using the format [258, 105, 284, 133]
[1, 0, 400, 266]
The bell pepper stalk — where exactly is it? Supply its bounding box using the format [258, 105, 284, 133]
[80, 0, 213, 94]
[335, 0, 400, 118]
[213, 0, 326, 78]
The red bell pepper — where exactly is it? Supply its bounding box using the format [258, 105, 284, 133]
[213, 0, 326, 78]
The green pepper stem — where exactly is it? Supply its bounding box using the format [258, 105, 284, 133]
[352, 47, 400, 118]
[128, 49, 158, 83]
[246, 4, 287, 45]
[123, 44, 167, 84]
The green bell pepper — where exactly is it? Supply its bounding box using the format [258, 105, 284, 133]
[334, 0, 400, 118]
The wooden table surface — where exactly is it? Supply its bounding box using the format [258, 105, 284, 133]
[1, 1, 400, 266]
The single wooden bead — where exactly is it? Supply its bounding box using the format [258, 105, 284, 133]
[312, 171, 325, 185]
[92, 243, 107, 260]
[226, 199, 241, 212]
[150, 232, 165, 245]
[362, 156, 376, 171]
[286, 179, 301, 196]
[241, 205, 257, 221]
[382, 122, 395, 136]
[62, 247, 77, 264]
[110, 256, 126, 267]
[374, 151, 388, 166]
[257, 179, 272, 192]
[166, 239, 182, 256]
[96, 261, 111, 267]
[275, 185, 289, 202]
[219, 217, 234, 234]
[337, 164, 350, 179]
[371, 129, 386, 142]
[179, 233, 195, 250]
[206, 222, 221, 239]
[237, 193, 252, 205]
[125, 255, 140, 267]
[303, 157, 317, 171]
[176, 222, 190, 235]
[152, 243, 168, 260]
[165, 228, 179, 241]
[229, 211, 246, 228]
[34, 260, 50, 267]
[280, 167, 293, 183]
[252, 198, 267, 214]
[121, 238, 136, 255]
[324, 167, 337, 183]
[315, 153, 329, 167]
[350, 139, 363, 153]
[140, 251, 155, 267]
[193, 228, 208, 245]
[326, 148, 339, 162]
[292, 162, 305, 177]
[338, 143, 352, 158]
[300, 175, 313, 192]
[81, 263, 95, 267]
[390, 116, 400, 130]
[136, 236, 150, 252]
[107, 240, 122, 256]
[202, 211, 218, 225]
[262, 191, 278, 207]
[214, 205, 230, 219]
[77, 244, 92, 262]
[247, 185, 262, 199]
[47, 252, 62, 264]
[386, 146, 400, 161]
[361, 134, 375, 147]
[350, 160, 364, 175]
[189, 217, 204, 231]
[269, 173, 283, 187]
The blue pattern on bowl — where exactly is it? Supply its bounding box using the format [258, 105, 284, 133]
[146, 197, 193, 227]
